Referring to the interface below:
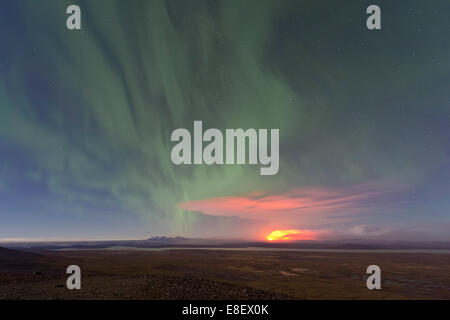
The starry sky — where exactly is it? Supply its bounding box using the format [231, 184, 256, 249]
[0, 0, 449, 241]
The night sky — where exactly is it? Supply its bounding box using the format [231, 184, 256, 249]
[0, 0, 449, 241]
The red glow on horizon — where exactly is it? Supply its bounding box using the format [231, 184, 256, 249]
[266, 229, 317, 241]
[178, 183, 408, 240]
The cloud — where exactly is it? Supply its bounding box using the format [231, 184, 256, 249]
[179, 182, 409, 226]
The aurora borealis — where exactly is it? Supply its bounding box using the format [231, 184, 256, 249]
[0, 0, 449, 241]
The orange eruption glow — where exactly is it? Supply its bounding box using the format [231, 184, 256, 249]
[266, 229, 317, 241]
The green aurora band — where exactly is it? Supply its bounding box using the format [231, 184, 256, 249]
[0, 0, 449, 239]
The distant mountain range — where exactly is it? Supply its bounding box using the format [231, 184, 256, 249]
[2, 237, 450, 251]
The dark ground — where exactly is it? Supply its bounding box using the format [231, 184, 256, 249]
[1, 247, 449, 299]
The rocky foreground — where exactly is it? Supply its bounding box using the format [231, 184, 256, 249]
[2, 247, 450, 299]
[0, 273, 292, 300]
